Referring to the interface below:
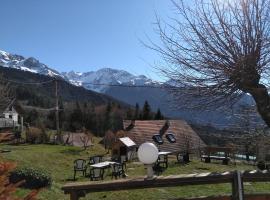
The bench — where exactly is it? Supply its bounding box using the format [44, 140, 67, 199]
[201, 155, 230, 165]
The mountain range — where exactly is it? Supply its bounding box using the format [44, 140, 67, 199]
[0, 49, 264, 129]
[62, 68, 159, 93]
[0, 50, 64, 78]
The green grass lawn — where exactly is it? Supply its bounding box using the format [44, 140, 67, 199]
[1, 139, 270, 200]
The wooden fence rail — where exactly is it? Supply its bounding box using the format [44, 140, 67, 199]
[62, 170, 270, 200]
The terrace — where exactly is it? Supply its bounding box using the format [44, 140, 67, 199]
[1, 137, 270, 200]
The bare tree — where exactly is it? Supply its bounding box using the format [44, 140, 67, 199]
[149, 0, 270, 126]
[103, 130, 116, 153]
[0, 74, 13, 112]
[80, 129, 93, 150]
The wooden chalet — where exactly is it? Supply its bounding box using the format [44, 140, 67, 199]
[123, 120, 206, 155]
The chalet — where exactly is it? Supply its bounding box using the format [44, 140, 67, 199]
[123, 120, 206, 155]
[0, 104, 20, 128]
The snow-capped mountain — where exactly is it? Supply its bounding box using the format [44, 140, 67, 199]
[0, 49, 262, 128]
[0, 50, 64, 78]
[62, 68, 160, 92]
[0, 49, 159, 92]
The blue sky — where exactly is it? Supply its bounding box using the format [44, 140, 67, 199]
[0, 0, 174, 80]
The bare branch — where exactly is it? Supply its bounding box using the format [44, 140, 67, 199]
[150, 0, 270, 126]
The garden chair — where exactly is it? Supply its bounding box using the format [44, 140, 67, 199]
[89, 167, 104, 181]
[119, 155, 127, 171]
[110, 163, 125, 179]
[175, 153, 184, 164]
[265, 154, 270, 170]
[157, 154, 168, 168]
[152, 162, 164, 176]
[73, 159, 87, 180]
[89, 155, 103, 165]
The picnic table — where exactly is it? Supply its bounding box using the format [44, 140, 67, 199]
[90, 161, 116, 168]
[201, 155, 230, 165]
[88, 161, 117, 180]
[158, 151, 172, 156]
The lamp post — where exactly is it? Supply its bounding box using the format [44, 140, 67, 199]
[137, 142, 159, 180]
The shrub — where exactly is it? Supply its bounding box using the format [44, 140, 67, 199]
[25, 127, 49, 144]
[0, 161, 38, 199]
[257, 160, 266, 170]
[10, 166, 52, 189]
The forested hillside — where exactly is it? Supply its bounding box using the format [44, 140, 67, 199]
[0, 67, 163, 136]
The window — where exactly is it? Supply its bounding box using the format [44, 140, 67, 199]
[166, 133, 176, 143]
[9, 115, 12, 119]
[152, 134, 163, 145]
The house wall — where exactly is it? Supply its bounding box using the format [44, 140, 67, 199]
[111, 141, 136, 161]
[3, 112, 18, 123]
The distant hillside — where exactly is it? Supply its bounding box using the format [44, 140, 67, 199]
[0, 66, 124, 106]
[0, 49, 265, 129]
[0, 67, 132, 135]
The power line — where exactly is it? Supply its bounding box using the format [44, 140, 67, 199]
[81, 82, 167, 89]
[4, 76, 168, 88]
[4, 78, 54, 85]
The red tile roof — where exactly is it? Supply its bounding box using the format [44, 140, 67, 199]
[123, 120, 205, 154]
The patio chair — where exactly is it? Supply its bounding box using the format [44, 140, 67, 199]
[89, 155, 103, 165]
[73, 159, 87, 180]
[153, 162, 164, 176]
[157, 154, 168, 168]
[175, 153, 184, 164]
[89, 167, 104, 181]
[119, 155, 127, 170]
[110, 163, 125, 179]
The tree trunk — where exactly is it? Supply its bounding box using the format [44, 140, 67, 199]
[248, 84, 270, 127]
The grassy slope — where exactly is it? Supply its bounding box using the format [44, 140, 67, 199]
[0, 140, 270, 200]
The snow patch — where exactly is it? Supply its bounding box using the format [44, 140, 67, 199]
[19, 66, 38, 73]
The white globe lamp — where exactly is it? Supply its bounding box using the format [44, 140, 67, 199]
[138, 142, 159, 180]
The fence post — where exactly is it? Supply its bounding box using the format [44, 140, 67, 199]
[70, 191, 79, 200]
[231, 171, 244, 200]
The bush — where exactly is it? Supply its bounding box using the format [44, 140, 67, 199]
[257, 160, 266, 170]
[13, 129, 21, 139]
[25, 127, 49, 144]
[10, 167, 52, 189]
[0, 161, 39, 199]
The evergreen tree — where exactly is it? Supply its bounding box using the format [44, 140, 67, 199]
[104, 102, 112, 132]
[69, 102, 83, 131]
[154, 108, 164, 120]
[126, 108, 133, 120]
[106, 102, 112, 113]
[142, 101, 152, 120]
[134, 103, 140, 120]
[110, 111, 123, 132]
[59, 97, 65, 128]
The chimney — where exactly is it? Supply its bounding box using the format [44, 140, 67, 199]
[159, 120, 170, 136]
[125, 120, 135, 131]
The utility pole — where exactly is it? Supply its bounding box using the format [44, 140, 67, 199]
[55, 79, 61, 144]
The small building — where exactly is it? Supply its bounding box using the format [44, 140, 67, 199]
[0, 104, 21, 128]
[111, 131, 137, 161]
[123, 120, 206, 155]
[3, 106, 19, 124]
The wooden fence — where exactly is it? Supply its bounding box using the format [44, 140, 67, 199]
[62, 170, 270, 200]
[0, 118, 17, 128]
